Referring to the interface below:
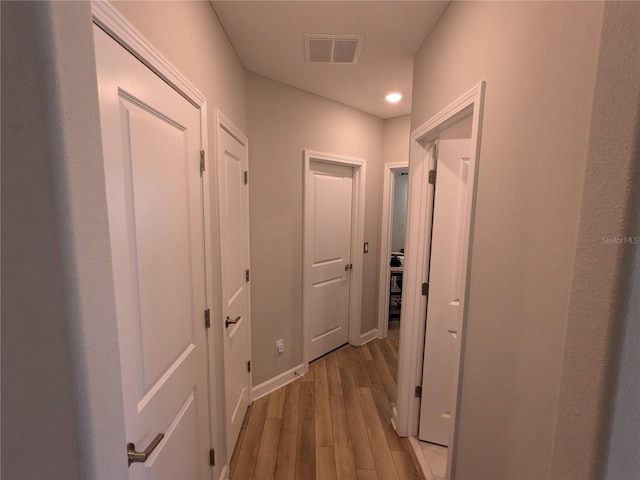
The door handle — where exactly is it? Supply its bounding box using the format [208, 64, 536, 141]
[225, 315, 241, 328]
[344, 263, 353, 271]
[127, 433, 164, 467]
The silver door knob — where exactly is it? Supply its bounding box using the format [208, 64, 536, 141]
[127, 433, 164, 467]
[225, 315, 241, 328]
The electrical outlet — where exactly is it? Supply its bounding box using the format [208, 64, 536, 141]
[275, 339, 285, 355]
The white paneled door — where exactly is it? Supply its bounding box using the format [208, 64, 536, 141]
[94, 26, 210, 478]
[306, 161, 353, 361]
[419, 139, 473, 446]
[216, 118, 251, 456]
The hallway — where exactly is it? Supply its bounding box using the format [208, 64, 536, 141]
[229, 324, 422, 479]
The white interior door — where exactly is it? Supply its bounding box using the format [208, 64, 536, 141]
[419, 139, 472, 446]
[94, 25, 210, 477]
[305, 161, 353, 361]
[217, 120, 251, 455]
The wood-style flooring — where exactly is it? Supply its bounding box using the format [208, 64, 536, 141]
[229, 322, 421, 480]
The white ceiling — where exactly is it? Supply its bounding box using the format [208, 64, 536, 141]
[211, 1, 449, 119]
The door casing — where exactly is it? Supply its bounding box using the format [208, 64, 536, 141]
[395, 82, 485, 480]
[377, 161, 409, 339]
[214, 109, 252, 458]
[92, 3, 224, 479]
[303, 150, 366, 364]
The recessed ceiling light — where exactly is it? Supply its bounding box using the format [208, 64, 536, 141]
[385, 92, 402, 103]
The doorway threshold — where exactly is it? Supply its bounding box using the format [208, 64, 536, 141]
[406, 435, 448, 480]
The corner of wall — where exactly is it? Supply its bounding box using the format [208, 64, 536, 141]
[551, 2, 640, 478]
[1, 1, 127, 478]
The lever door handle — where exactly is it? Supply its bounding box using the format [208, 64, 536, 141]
[225, 315, 241, 328]
[344, 263, 353, 271]
[127, 433, 164, 467]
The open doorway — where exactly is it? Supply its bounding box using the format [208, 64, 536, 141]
[395, 83, 485, 480]
[378, 162, 410, 340]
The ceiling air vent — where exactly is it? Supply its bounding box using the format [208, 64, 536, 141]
[304, 34, 364, 64]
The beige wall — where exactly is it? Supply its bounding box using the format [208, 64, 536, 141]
[552, 3, 640, 479]
[382, 115, 411, 165]
[411, 2, 605, 478]
[246, 73, 384, 385]
[382, 115, 411, 252]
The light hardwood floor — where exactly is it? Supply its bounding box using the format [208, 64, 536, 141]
[229, 322, 421, 479]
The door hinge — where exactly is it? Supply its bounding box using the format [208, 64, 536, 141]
[428, 169, 437, 185]
[204, 308, 211, 329]
[200, 150, 206, 174]
[245, 269, 250, 282]
[243, 170, 248, 185]
[247, 360, 251, 373]
[421, 282, 429, 297]
[415, 385, 422, 398]
[209, 448, 215, 467]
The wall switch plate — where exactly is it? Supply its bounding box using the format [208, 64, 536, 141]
[275, 339, 285, 355]
[363, 242, 369, 253]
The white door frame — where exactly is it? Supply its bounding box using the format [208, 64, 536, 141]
[303, 150, 366, 364]
[214, 109, 252, 457]
[377, 161, 409, 339]
[395, 82, 485, 479]
[92, 2, 221, 478]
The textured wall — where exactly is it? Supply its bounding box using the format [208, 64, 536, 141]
[1, 2, 126, 478]
[605, 215, 640, 480]
[246, 73, 384, 386]
[410, 2, 604, 478]
[552, 2, 640, 479]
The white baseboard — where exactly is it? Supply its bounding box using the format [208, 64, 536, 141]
[360, 328, 378, 345]
[391, 407, 398, 432]
[252, 363, 308, 400]
[217, 465, 229, 480]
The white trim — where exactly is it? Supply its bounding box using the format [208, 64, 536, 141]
[217, 110, 251, 397]
[251, 363, 309, 401]
[198, 91, 219, 480]
[214, 111, 252, 469]
[90, 2, 224, 479]
[217, 110, 248, 147]
[360, 328, 378, 345]
[394, 140, 435, 434]
[410, 85, 482, 143]
[396, 82, 486, 480]
[377, 162, 409, 339]
[91, 1, 205, 107]
[303, 150, 366, 365]
[217, 465, 229, 480]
